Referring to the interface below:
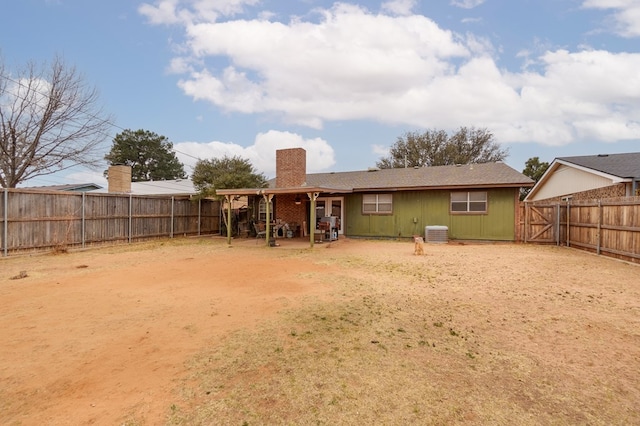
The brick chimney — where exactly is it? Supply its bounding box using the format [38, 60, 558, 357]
[276, 148, 306, 188]
[108, 165, 132, 193]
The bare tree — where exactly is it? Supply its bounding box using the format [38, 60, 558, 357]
[0, 56, 113, 187]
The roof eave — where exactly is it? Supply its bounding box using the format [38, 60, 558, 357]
[215, 186, 353, 196]
[353, 183, 533, 192]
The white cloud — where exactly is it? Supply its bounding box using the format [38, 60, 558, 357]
[66, 170, 108, 188]
[142, 1, 640, 148]
[138, 0, 182, 25]
[174, 130, 335, 177]
[139, 0, 259, 25]
[450, 0, 486, 9]
[371, 144, 389, 156]
[166, 57, 195, 74]
[381, 0, 416, 16]
[173, 4, 469, 128]
[582, 0, 640, 37]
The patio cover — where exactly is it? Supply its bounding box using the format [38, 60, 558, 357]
[216, 186, 351, 247]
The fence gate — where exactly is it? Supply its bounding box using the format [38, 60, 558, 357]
[525, 204, 562, 244]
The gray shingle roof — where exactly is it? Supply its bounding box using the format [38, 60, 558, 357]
[557, 152, 640, 179]
[269, 162, 533, 191]
[21, 183, 103, 192]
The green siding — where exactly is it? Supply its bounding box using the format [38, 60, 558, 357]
[345, 188, 517, 241]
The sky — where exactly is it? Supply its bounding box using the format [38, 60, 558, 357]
[1, 0, 639, 188]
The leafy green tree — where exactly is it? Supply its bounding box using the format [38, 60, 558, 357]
[521, 156, 550, 200]
[376, 127, 508, 169]
[522, 156, 550, 182]
[192, 155, 267, 198]
[105, 129, 186, 182]
[0, 55, 113, 188]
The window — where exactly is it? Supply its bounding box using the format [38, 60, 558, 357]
[451, 191, 487, 213]
[258, 198, 272, 221]
[362, 194, 393, 214]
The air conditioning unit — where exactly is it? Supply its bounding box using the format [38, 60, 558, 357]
[425, 225, 448, 243]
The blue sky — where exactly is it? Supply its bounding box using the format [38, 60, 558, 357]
[2, 0, 639, 187]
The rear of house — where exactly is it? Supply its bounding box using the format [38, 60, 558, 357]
[218, 148, 533, 243]
[342, 187, 520, 241]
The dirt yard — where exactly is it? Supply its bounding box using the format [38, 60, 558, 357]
[1, 237, 639, 425]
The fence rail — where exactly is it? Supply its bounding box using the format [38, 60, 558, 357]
[521, 196, 640, 264]
[1, 188, 221, 257]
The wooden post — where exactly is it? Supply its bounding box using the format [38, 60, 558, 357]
[524, 202, 528, 243]
[129, 193, 133, 243]
[2, 188, 7, 257]
[82, 192, 86, 248]
[566, 201, 570, 247]
[198, 198, 201, 236]
[556, 203, 561, 246]
[597, 200, 602, 255]
[263, 193, 274, 246]
[171, 196, 175, 239]
[226, 195, 232, 245]
[308, 192, 319, 248]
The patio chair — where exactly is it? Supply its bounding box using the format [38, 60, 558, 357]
[253, 222, 266, 243]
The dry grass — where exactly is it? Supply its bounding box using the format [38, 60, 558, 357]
[167, 241, 640, 425]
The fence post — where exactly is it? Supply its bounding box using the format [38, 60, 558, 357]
[2, 188, 7, 257]
[171, 196, 175, 238]
[523, 203, 528, 243]
[198, 198, 201, 236]
[128, 193, 133, 244]
[82, 192, 86, 248]
[566, 201, 570, 247]
[597, 200, 602, 255]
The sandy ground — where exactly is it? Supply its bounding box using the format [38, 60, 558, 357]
[1, 236, 639, 425]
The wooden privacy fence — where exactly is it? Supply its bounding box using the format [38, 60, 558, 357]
[1, 188, 221, 257]
[521, 196, 640, 264]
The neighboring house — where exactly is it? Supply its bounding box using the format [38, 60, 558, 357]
[89, 165, 199, 198]
[524, 152, 640, 203]
[21, 183, 103, 192]
[128, 179, 197, 197]
[218, 148, 534, 242]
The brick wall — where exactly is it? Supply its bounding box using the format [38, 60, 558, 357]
[274, 148, 308, 236]
[276, 148, 306, 188]
[535, 184, 626, 203]
[275, 194, 308, 237]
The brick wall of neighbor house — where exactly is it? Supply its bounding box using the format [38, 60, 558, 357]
[537, 183, 626, 203]
[276, 148, 306, 187]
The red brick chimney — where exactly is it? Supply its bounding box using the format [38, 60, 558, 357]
[276, 148, 306, 188]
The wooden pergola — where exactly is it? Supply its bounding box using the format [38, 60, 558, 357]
[216, 186, 350, 248]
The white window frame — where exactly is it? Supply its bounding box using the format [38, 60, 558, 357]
[362, 194, 393, 214]
[258, 198, 272, 221]
[450, 191, 487, 214]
